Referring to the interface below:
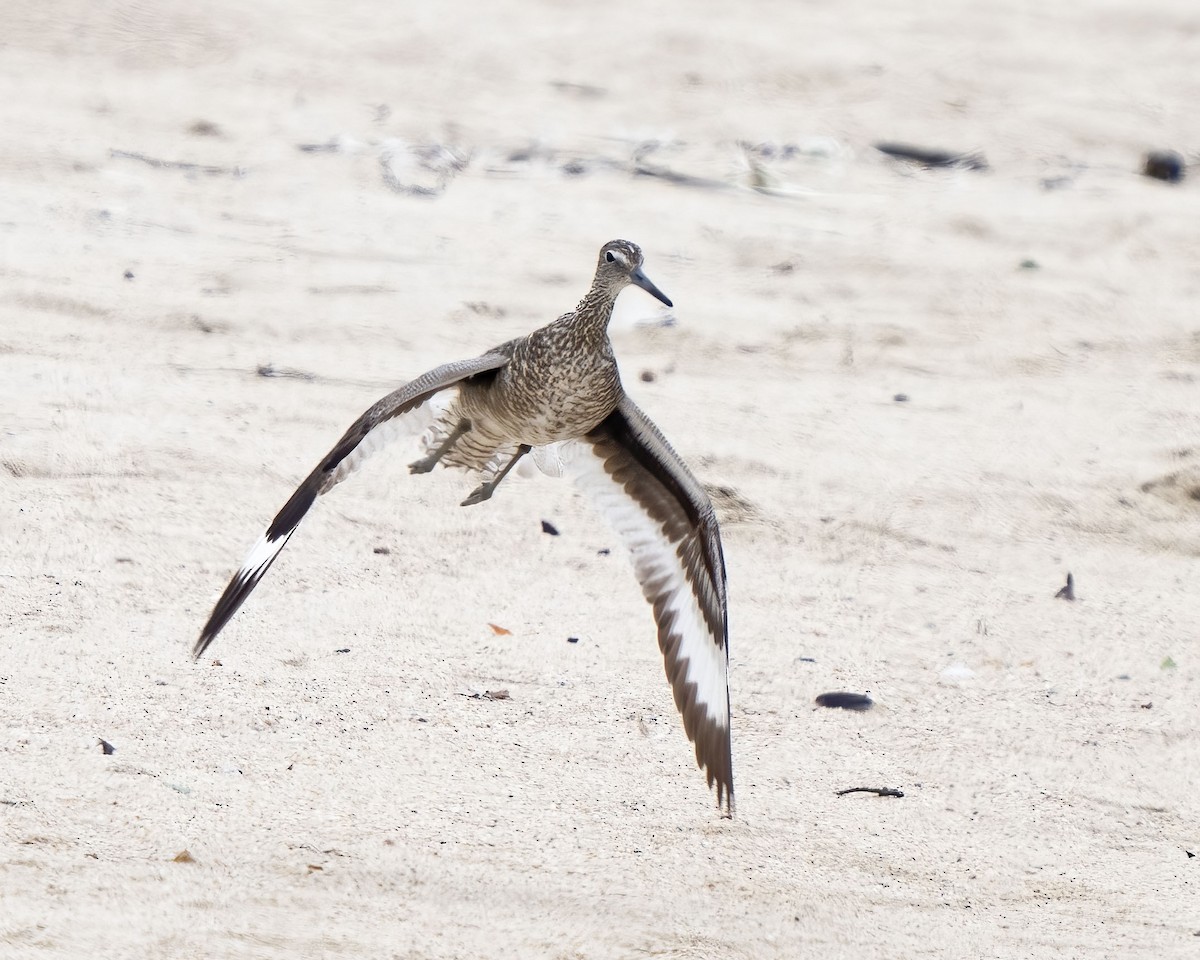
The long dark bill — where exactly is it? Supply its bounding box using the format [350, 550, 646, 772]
[629, 266, 673, 308]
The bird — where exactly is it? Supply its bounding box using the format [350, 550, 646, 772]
[193, 239, 733, 813]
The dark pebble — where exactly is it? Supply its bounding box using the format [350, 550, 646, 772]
[373, 546, 391, 555]
[1142, 150, 1185, 183]
[123, 270, 135, 280]
[893, 393, 909, 402]
[815, 692, 874, 712]
[541, 520, 560, 536]
[597, 548, 610, 556]
[640, 370, 656, 383]
[335, 647, 350, 654]
[99, 738, 116, 755]
[567, 636, 579, 644]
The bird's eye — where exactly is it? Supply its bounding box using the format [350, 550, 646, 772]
[605, 251, 616, 263]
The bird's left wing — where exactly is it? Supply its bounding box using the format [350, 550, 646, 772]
[534, 395, 733, 812]
[193, 351, 510, 659]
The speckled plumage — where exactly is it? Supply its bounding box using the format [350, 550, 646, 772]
[194, 240, 734, 813]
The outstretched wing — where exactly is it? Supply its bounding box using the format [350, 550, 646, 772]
[193, 351, 510, 659]
[534, 396, 732, 813]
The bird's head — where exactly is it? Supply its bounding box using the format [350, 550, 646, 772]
[595, 239, 673, 307]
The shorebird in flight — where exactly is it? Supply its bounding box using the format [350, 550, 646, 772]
[194, 240, 732, 813]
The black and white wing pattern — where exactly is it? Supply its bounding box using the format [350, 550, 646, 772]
[535, 395, 732, 812]
[193, 352, 511, 659]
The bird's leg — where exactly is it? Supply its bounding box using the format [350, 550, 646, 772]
[461, 444, 531, 506]
[409, 418, 471, 474]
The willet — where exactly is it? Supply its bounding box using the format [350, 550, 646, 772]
[194, 240, 732, 813]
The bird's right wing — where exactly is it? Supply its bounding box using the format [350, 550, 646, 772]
[193, 351, 510, 659]
[533, 397, 732, 812]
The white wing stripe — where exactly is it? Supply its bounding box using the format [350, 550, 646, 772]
[536, 439, 729, 730]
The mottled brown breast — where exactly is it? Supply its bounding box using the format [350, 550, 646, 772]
[464, 323, 622, 445]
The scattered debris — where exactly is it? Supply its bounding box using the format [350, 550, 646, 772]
[549, 80, 607, 99]
[541, 520, 560, 536]
[1141, 702, 1153, 709]
[172, 849, 195, 863]
[297, 139, 341, 153]
[836, 786, 904, 798]
[464, 689, 511, 701]
[488, 623, 512, 636]
[1142, 150, 1185, 183]
[875, 142, 989, 170]
[1140, 467, 1200, 509]
[98, 738, 115, 755]
[373, 546, 391, 555]
[307, 863, 324, 872]
[815, 692, 874, 712]
[379, 140, 469, 197]
[567, 636, 580, 644]
[335, 648, 350, 654]
[596, 548, 611, 556]
[1055, 572, 1076, 602]
[631, 141, 726, 191]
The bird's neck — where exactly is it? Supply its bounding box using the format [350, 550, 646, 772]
[570, 285, 617, 339]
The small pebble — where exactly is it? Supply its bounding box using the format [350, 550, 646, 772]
[335, 648, 350, 654]
[567, 636, 579, 644]
[373, 546, 391, 555]
[99, 738, 115, 755]
[123, 270, 135, 280]
[1142, 150, 1185, 183]
[640, 370, 656, 383]
[541, 520, 560, 536]
[893, 393, 909, 403]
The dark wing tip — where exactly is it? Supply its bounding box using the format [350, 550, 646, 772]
[192, 567, 259, 660]
[687, 699, 734, 816]
[192, 529, 294, 661]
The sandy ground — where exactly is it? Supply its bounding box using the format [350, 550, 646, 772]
[2, 1, 1199, 957]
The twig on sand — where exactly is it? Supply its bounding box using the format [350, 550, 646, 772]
[256, 363, 317, 381]
[109, 149, 246, 177]
[836, 786, 904, 798]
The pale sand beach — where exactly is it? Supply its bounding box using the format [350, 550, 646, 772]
[2, 1, 1199, 957]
